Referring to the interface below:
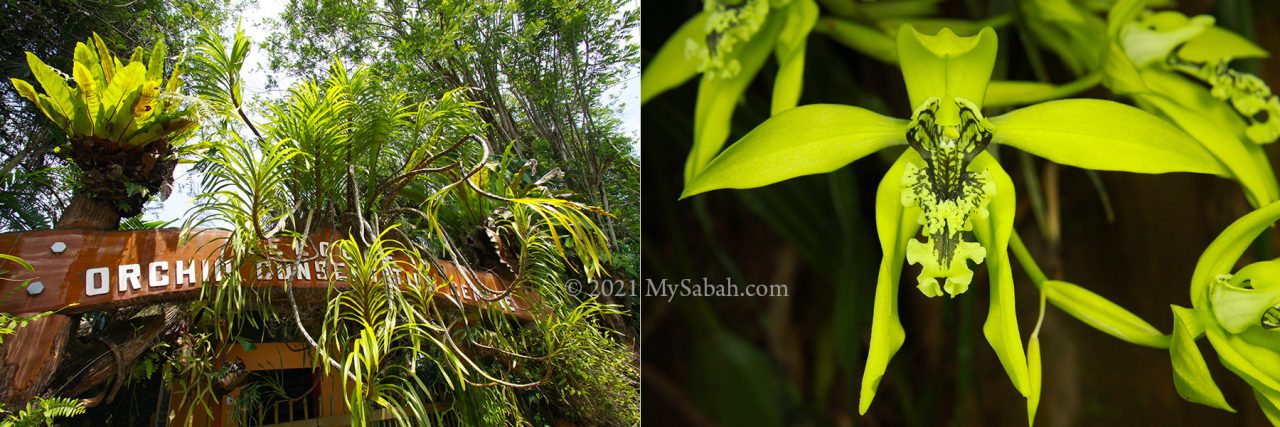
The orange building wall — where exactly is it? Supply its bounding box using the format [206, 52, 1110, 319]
[169, 342, 351, 426]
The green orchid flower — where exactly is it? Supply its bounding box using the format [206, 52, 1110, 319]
[679, 24, 1227, 424]
[641, 0, 819, 181]
[1166, 201, 1280, 423]
[1107, 6, 1280, 207]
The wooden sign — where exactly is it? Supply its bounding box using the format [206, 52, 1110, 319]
[0, 229, 535, 319]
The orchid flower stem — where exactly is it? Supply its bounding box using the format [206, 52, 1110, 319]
[1010, 231, 1049, 287]
[1031, 280, 1048, 338]
[1019, 152, 1050, 241]
[1043, 161, 1061, 249]
[1084, 169, 1116, 223]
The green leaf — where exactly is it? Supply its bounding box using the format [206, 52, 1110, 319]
[859, 151, 922, 414]
[971, 154, 1029, 397]
[128, 46, 143, 65]
[771, 0, 818, 115]
[73, 41, 105, 89]
[35, 94, 70, 129]
[896, 24, 997, 126]
[1043, 280, 1170, 348]
[25, 52, 74, 119]
[682, 104, 906, 197]
[147, 39, 167, 82]
[1170, 305, 1235, 412]
[1180, 27, 1269, 62]
[70, 92, 91, 136]
[1210, 260, 1280, 334]
[640, 12, 708, 104]
[0, 254, 33, 272]
[990, 98, 1227, 176]
[92, 32, 115, 83]
[101, 62, 146, 138]
[1191, 201, 1280, 307]
[1135, 69, 1278, 207]
[814, 17, 897, 64]
[73, 61, 98, 131]
[687, 13, 786, 181]
[10, 78, 38, 103]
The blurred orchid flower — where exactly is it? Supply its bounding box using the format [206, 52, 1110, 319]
[1108, 6, 1280, 207]
[1167, 201, 1280, 423]
[641, 0, 819, 181]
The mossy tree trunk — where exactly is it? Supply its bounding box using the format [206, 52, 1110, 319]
[0, 191, 121, 407]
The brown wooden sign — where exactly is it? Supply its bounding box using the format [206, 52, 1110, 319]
[0, 229, 535, 319]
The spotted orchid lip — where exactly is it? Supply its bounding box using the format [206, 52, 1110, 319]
[1168, 52, 1280, 144]
[686, 0, 773, 79]
[901, 96, 996, 298]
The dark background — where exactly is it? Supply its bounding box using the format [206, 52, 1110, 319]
[641, 0, 1280, 425]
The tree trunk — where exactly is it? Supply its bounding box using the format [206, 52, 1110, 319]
[0, 191, 121, 407]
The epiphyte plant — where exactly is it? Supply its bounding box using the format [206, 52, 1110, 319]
[677, 24, 1228, 423]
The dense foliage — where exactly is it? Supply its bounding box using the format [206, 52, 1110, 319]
[0, 1, 639, 426]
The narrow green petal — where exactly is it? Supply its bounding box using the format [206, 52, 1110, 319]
[1191, 201, 1280, 307]
[1205, 326, 1280, 398]
[682, 104, 906, 197]
[881, 16, 1013, 38]
[771, 0, 819, 115]
[1258, 389, 1280, 425]
[1170, 305, 1236, 412]
[896, 24, 997, 125]
[1045, 280, 1170, 348]
[1135, 70, 1278, 206]
[1027, 335, 1042, 426]
[859, 152, 922, 414]
[991, 98, 1227, 176]
[687, 13, 786, 181]
[814, 17, 897, 64]
[1102, 42, 1148, 95]
[1180, 27, 1269, 63]
[970, 154, 1029, 397]
[641, 12, 708, 104]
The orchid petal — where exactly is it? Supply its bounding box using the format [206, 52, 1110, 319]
[896, 24, 997, 126]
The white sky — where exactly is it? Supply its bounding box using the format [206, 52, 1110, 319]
[147, 1, 639, 223]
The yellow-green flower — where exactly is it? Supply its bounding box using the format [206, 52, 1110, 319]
[679, 24, 1227, 424]
[1168, 201, 1280, 423]
[1108, 8, 1280, 207]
